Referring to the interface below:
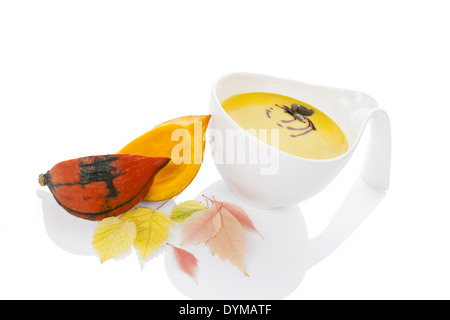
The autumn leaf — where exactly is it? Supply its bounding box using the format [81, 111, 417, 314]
[92, 217, 137, 263]
[121, 207, 173, 260]
[171, 200, 206, 223]
[167, 243, 198, 284]
[181, 202, 222, 246]
[222, 202, 263, 239]
[206, 208, 248, 276]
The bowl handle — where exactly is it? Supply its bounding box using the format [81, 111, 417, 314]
[361, 108, 391, 190]
[308, 108, 391, 268]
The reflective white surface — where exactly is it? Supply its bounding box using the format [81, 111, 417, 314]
[165, 177, 386, 299]
[165, 180, 308, 299]
[36, 189, 176, 258]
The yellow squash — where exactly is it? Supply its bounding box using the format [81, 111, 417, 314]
[118, 115, 211, 201]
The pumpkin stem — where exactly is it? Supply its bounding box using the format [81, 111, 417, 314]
[156, 198, 171, 211]
[38, 173, 47, 186]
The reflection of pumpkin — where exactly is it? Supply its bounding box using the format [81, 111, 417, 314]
[119, 115, 211, 201]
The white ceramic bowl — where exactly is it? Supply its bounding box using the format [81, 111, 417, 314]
[208, 72, 390, 208]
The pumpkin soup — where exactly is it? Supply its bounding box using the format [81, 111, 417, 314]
[221, 92, 347, 159]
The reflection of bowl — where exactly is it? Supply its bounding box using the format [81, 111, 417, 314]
[165, 180, 309, 299]
[164, 177, 387, 299]
[209, 72, 390, 208]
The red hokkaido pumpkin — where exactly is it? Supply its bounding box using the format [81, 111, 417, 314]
[39, 154, 170, 221]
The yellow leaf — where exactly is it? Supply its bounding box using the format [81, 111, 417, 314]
[171, 200, 206, 223]
[92, 217, 137, 263]
[121, 207, 173, 260]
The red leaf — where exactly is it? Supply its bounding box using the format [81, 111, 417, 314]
[221, 201, 263, 239]
[180, 202, 222, 245]
[203, 195, 263, 239]
[167, 243, 198, 284]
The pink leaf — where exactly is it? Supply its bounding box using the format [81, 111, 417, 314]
[181, 202, 222, 245]
[221, 201, 263, 239]
[167, 243, 198, 284]
[206, 208, 248, 276]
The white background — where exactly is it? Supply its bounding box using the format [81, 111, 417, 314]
[1, 1, 449, 300]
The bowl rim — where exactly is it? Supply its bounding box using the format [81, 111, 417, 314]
[211, 72, 378, 164]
